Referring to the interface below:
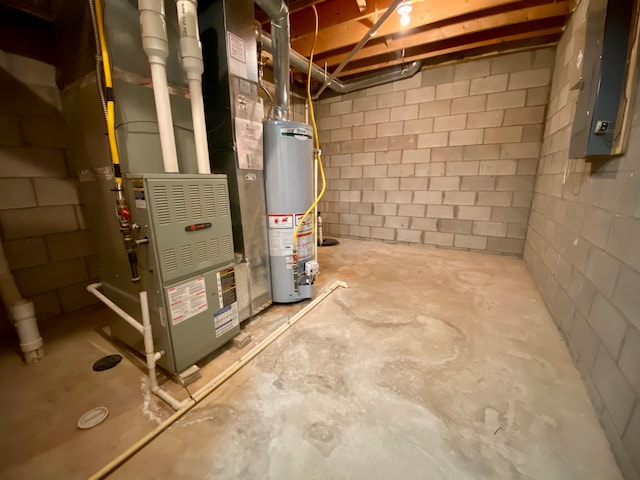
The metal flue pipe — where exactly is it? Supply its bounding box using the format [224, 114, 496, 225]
[254, 0, 290, 120]
[260, 32, 421, 96]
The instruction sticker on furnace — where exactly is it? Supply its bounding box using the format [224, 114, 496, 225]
[213, 302, 238, 337]
[167, 276, 208, 325]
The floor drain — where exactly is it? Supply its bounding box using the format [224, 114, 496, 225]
[77, 406, 109, 430]
[92, 354, 123, 371]
[321, 238, 340, 246]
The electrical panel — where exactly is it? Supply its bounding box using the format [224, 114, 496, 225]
[569, 0, 636, 158]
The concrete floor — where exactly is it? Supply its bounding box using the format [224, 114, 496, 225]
[0, 239, 622, 479]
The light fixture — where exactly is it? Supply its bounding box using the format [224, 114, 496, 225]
[397, 1, 412, 27]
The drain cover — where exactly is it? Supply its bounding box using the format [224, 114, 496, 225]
[92, 354, 122, 371]
[77, 406, 109, 430]
[321, 238, 340, 247]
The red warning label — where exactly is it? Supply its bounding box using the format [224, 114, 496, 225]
[268, 214, 293, 229]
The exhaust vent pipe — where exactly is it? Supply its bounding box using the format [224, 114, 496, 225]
[254, 0, 290, 120]
[260, 32, 421, 97]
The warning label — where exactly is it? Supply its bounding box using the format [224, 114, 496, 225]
[268, 214, 293, 229]
[267, 212, 314, 258]
[167, 276, 208, 325]
[214, 302, 238, 337]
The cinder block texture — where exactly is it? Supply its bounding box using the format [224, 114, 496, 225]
[316, 47, 552, 254]
[522, 5, 640, 478]
[0, 52, 91, 332]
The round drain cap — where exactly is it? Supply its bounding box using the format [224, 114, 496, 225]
[77, 406, 109, 430]
[92, 354, 122, 371]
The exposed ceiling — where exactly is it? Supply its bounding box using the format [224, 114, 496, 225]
[2, 0, 576, 90]
[257, 0, 575, 84]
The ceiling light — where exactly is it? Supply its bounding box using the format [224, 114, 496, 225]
[397, 2, 412, 27]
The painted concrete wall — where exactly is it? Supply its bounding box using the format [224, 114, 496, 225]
[315, 48, 555, 255]
[0, 51, 98, 332]
[523, 1, 640, 477]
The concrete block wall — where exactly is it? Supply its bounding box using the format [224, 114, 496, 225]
[523, 1, 640, 478]
[315, 47, 554, 255]
[0, 51, 98, 334]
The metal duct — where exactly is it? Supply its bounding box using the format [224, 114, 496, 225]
[254, 0, 290, 119]
[260, 32, 422, 96]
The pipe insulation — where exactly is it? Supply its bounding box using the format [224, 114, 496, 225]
[259, 32, 422, 96]
[176, 0, 211, 174]
[255, 0, 290, 119]
[0, 242, 43, 363]
[139, 0, 180, 173]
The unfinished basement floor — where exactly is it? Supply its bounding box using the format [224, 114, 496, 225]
[0, 238, 623, 479]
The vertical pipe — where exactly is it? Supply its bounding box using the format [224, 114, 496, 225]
[254, 0, 290, 119]
[176, 0, 211, 174]
[139, 0, 180, 173]
[188, 80, 211, 174]
[140, 291, 158, 390]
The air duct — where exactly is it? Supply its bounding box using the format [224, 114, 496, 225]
[259, 32, 422, 96]
[254, 0, 290, 119]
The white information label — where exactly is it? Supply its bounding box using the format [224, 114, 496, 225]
[214, 302, 239, 337]
[227, 32, 247, 78]
[167, 276, 208, 325]
[235, 117, 264, 170]
[267, 213, 313, 258]
[268, 228, 293, 257]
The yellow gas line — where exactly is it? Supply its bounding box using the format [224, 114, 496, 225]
[293, 4, 325, 253]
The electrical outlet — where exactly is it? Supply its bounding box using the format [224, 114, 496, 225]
[594, 120, 610, 135]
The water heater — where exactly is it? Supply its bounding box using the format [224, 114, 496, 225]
[263, 120, 318, 302]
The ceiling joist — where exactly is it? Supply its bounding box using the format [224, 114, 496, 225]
[256, 0, 577, 82]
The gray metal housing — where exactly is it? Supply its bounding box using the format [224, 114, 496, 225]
[200, 0, 273, 318]
[60, 0, 250, 374]
[263, 120, 315, 303]
[569, 0, 635, 158]
[108, 174, 239, 374]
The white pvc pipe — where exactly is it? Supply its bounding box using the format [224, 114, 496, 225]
[0, 241, 43, 363]
[10, 300, 44, 363]
[139, 0, 180, 173]
[176, 0, 211, 174]
[188, 80, 211, 174]
[86, 283, 144, 335]
[149, 64, 180, 173]
[140, 291, 160, 391]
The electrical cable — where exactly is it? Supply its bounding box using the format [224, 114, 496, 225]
[292, 4, 326, 256]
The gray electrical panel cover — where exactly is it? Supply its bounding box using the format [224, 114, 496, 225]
[569, 0, 635, 158]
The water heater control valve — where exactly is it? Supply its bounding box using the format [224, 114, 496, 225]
[305, 260, 320, 279]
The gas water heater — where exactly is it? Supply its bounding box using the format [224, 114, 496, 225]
[264, 120, 319, 303]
